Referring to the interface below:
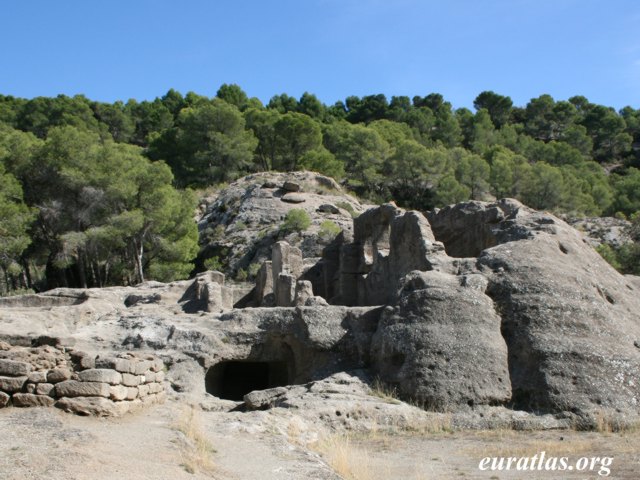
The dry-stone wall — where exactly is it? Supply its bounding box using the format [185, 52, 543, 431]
[0, 340, 166, 416]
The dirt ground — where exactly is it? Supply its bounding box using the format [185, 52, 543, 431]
[0, 400, 638, 480]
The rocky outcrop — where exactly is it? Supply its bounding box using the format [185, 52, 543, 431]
[197, 171, 370, 278]
[1, 193, 639, 427]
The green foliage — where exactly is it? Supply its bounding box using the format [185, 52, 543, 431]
[336, 201, 359, 218]
[0, 164, 35, 270]
[235, 268, 247, 281]
[282, 208, 311, 233]
[247, 262, 261, 279]
[204, 256, 224, 271]
[318, 220, 341, 242]
[2, 85, 640, 292]
[596, 243, 622, 271]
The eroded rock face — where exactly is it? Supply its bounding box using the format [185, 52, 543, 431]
[371, 271, 511, 410]
[1, 194, 639, 425]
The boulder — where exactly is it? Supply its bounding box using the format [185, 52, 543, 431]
[371, 271, 511, 410]
[281, 193, 306, 203]
[317, 204, 340, 214]
[282, 181, 301, 192]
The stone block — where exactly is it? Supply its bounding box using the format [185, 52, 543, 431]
[95, 357, 134, 374]
[78, 369, 122, 385]
[121, 373, 141, 387]
[143, 371, 155, 383]
[137, 384, 150, 397]
[0, 375, 27, 393]
[276, 273, 296, 307]
[126, 387, 139, 400]
[12, 393, 55, 408]
[35, 383, 55, 396]
[148, 382, 164, 394]
[133, 360, 152, 375]
[55, 396, 123, 417]
[28, 371, 48, 383]
[0, 359, 32, 377]
[255, 261, 273, 305]
[109, 385, 129, 401]
[55, 380, 110, 398]
[151, 359, 164, 373]
[0, 391, 9, 407]
[155, 371, 165, 382]
[47, 368, 72, 383]
[26, 383, 36, 394]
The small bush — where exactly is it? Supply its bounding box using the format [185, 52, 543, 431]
[282, 208, 311, 233]
[248, 262, 261, 278]
[336, 201, 359, 219]
[319, 220, 341, 242]
[235, 268, 247, 281]
[204, 256, 224, 271]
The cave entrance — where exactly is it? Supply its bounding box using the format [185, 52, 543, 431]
[205, 360, 290, 401]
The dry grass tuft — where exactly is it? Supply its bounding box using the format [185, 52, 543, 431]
[312, 434, 376, 480]
[173, 405, 217, 474]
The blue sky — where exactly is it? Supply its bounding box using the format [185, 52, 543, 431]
[1, 0, 639, 110]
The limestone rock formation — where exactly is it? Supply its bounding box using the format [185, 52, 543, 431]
[197, 171, 371, 277]
[1, 193, 639, 427]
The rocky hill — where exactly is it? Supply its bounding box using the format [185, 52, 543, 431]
[196, 171, 371, 279]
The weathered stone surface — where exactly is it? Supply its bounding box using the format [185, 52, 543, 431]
[95, 357, 134, 374]
[244, 386, 289, 409]
[125, 387, 139, 400]
[55, 396, 123, 416]
[46, 368, 72, 383]
[282, 181, 301, 192]
[154, 371, 165, 382]
[133, 360, 152, 375]
[276, 273, 296, 307]
[317, 203, 340, 214]
[0, 359, 32, 377]
[12, 393, 55, 408]
[0, 391, 9, 407]
[28, 371, 48, 383]
[254, 261, 273, 306]
[137, 384, 150, 397]
[294, 280, 314, 307]
[121, 373, 141, 387]
[35, 383, 55, 396]
[148, 382, 163, 394]
[78, 369, 122, 385]
[143, 371, 155, 383]
[0, 375, 27, 393]
[55, 380, 110, 398]
[371, 271, 511, 410]
[25, 383, 36, 394]
[109, 385, 129, 401]
[281, 193, 306, 203]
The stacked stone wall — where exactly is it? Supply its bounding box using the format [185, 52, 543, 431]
[0, 341, 166, 416]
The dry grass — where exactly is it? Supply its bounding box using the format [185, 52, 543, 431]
[172, 405, 217, 474]
[312, 434, 377, 480]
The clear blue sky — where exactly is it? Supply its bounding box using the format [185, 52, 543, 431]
[2, 0, 639, 110]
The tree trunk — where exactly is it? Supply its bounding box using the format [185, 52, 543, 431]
[134, 240, 145, 284]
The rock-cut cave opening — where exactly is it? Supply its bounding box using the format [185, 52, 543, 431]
[205, 360, 291, 401]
